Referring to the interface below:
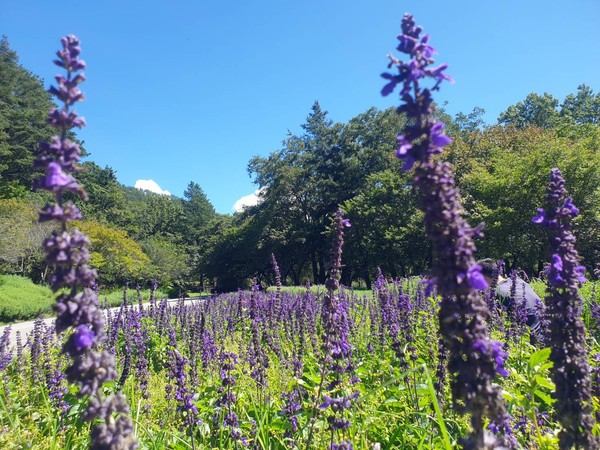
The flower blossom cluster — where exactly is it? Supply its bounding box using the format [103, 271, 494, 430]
[382, 14, 511, 448]
[319, 210, 356, 450]
[35, 35, 137, 449]
[532, 168, 597, 449]
[213, 351, 247, 446]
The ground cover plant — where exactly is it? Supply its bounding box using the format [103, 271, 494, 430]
[1, 12, 600, 450]
[0, 275, 55, 323]
[0, 275, 167, 324]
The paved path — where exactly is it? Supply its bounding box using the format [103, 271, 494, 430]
[0, 297, 204, 348]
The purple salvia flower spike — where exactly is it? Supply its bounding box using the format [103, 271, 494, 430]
[316, 209, 356, 450]
[533, 168, 598, 449]
[35, 36, 137, 449]
[382, 13, 512, 448]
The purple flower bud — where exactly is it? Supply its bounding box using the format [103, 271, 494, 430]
[47, 107, 86, 129]
[73, 324, 95, 352]
[430, 121, 452, 148]
[38, 202, 82, 222]
[531, 208, 546, 224]
[35, 162, 85, 196]
[466, 264, 488, 290]
[562, 196, 579, 217]
[473, 338, 509, 377]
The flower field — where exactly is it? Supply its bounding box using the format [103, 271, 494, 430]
[0, 278, 598, 449]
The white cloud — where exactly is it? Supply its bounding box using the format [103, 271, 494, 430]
[134, 179, 171, 196]
[233, 189, 264, 212]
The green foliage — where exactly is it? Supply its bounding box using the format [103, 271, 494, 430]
[0, 276, 168, 323]
[450, 125, 600, 272]
[0, 37, 56, 198]
[497, 85, 600, 131]
[124, 190, 185, 241]
[140, 236, 190, 290]
[343, 169, 428, 282]
[498, 92, 562, 129]
[97, 287, 168, 308]
[73, 162, 132, 226]
[201, 214, 262, 292]
[73, 221, 151, 286]
[0, 198, 53, 277]
[0, 274, 54, 323]
[454, 107, 486, 136]
[560, 84, 600, 125]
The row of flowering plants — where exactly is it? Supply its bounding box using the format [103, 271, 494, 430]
[2, 268, 600, 448]
[0, 13, 599, 450]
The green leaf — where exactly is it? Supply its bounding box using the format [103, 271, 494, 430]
[529, 347, 551, 369]
[534, 389, 555, 406]
[535, 375, 555, 390]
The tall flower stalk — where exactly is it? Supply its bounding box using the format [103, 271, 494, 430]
[35, 35, 137, 449]
[532, 168, 597, 449]
[382, 14, 511, 448]
[317, 210, 356, 450]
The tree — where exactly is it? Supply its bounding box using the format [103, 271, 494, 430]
[454, 125, 600, 273]
[199, 214, 265, 292]
[249, 101, 343, 284]
[0, 198, 53, 277]
[454, 107, 486, 135]
[498, 92, 561, 129]
[248, 104, 408, 285]
[72, 161, 132, 226]
[0, 37, 57, 197]
[141, 236, 190, 291]
[343, 170, 428, 285]
[560, 84, 600, 125]
[181, 181, 216, 245]
[73, 221, 150, 287]
[125, 189, 185, 241]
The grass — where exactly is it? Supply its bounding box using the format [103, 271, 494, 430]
[0, 275, 172, 324]
[0, 275, 55, 324]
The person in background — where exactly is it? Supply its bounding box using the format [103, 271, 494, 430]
[478, 258, 544, 345]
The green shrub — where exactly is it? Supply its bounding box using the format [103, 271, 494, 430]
[0, 275, 170, 323]
[0, 275, 55, 323]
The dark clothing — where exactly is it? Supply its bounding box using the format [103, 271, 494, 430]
[496, 277, 543, 343]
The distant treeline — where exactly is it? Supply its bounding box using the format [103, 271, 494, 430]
[1, 36, 599, 291]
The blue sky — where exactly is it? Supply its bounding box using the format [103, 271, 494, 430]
[2, 0, 599, 213]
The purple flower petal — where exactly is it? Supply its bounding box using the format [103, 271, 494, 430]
[467, 264, 489, 290]
[73, 324, 95, 352]
[532, 208, 546, 224]
[551, 254, 563, 273]
[562, 197, 579, 217]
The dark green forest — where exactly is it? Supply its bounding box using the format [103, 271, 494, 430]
[1, 36, 599, 292]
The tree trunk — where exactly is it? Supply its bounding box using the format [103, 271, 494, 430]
[318, 253, 326, 284]
[363, 270, 372, 290]
[311, 252, 319, 285]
